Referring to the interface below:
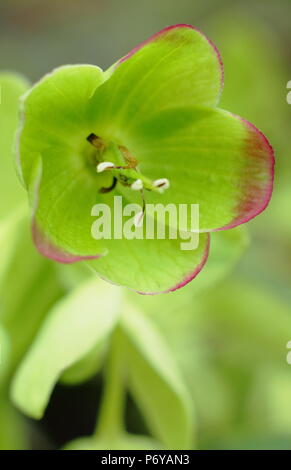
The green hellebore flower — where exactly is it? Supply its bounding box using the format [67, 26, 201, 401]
[17, 25, 274, 294]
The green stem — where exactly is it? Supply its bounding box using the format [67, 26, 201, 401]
[95, 328, 126, 439]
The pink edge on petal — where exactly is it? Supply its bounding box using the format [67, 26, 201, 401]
[32, 220, 101, 264]
[217, 117, 275, 231]
[137, 233, 211, 295]
[115, 24, 224, 93]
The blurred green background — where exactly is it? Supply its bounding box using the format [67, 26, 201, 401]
[0, 0, 291, 450]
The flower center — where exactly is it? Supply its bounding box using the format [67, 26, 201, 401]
[87, 133, 170, 194]
[87, 133, 170, 226]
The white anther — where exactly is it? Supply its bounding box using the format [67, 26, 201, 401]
[131, 179, 143, 191]
[134, 211, 144, 228]
[97, 161, 115, 173]
[152, 178, 170, 192]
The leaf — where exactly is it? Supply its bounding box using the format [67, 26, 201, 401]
[60, 340, 105, 385]
[11, 279, 121, 419]
[0, 72, 30, 218]
[64, 433, 161, 450]
[217, 16, 290, 165]
[0, 209, 64, 373]
[199, 279, 291, 364]
[248, 369, 291, 436]
[0, 395, 27, 450]
[188, 226, 249, 295]
[0, 209, 24, 289]
[0, 323, 10, 385]
[56, 262, 92, 290]
[120, 303, 194, 449]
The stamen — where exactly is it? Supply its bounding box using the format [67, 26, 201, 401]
[99, 177, 117, 193]
[131, 179, 143, 191]
[88, 133, 169, 200]
[134, 211, 144, 228]
[152, 178, 170, 192]
[97, 161, 115, 173]
[87, 133, 105, 151]
[119, 145, 138, 168]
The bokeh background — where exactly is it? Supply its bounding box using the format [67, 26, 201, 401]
[0, 0, 291, 450]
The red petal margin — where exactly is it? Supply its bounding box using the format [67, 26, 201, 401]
[218, 117, 275, 231]
[32, 220, 102, 264]
[115, 24, 224, 96]
[138, 233, 211, 295]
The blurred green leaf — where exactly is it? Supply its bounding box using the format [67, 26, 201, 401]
[213, 14, 289, 182]
[11, 279, 121, 419]
[128, 227, 248, 319]
[56, 262, 92, 291]
[0, 393, 27, 450]
[187, 227, 249, 296]
[0, 72, 29, 219]
[213, 434, 291, 451]
[64, 433, 161, 450]
[266, 184, 291, 239]
[0, 209, 64, 373]
[248, 368, 291, 436]
[199, 279, 291, 365]
[0, 323, 10, 385]
[120, 303, 194, 450]
[0, 209, 25, 288]
[61, 340, 105, 385]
